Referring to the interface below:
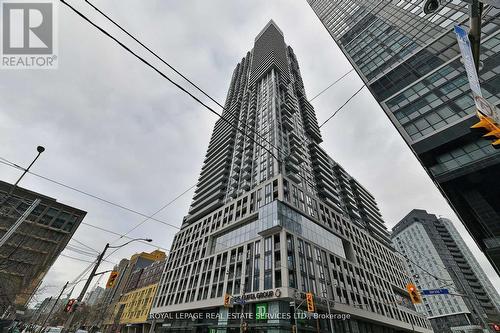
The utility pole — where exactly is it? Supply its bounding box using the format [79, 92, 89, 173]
[62, 239, 151, 333]
[63, 244, 109, 333]
[38, 282, 69, 333]
[29, 297, 52, 332]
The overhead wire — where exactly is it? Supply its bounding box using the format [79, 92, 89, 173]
[83, 0, 285, 160]
[60, 0, 281, 163]
[0, 158, 180, 230]
[317, 5, 444, 128]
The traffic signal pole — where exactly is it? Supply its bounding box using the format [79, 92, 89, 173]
[468, 0, 483, 72]
[63, 243, 109, 333]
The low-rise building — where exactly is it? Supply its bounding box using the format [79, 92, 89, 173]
[102, 250, 166, 333]
[0, 180, 86, 314]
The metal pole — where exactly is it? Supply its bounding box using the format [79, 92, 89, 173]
[239, 283, 246, 333]
[29, 296, 52, 332]
[0, 198, 40, 248]
[468, 0, 483, 72]
[324, 291, 333, 333]
[38, 282, 69, 333]
[147, 319, 156, 333]
[63, 244, 109, 333]
[0, 146, 45, 207]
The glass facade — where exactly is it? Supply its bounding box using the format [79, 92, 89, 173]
[213, 201, 345, 259]
[308, 0, 500, 274]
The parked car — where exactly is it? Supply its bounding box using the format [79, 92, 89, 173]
[44, 327, 61, 333]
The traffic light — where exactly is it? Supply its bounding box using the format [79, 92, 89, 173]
[492, 323, 500, 332]
[306, 292, 315, 312]
[64, 299, 76, 313]
[106, 270, 119, 288]
[471, 112, 500, 149]
[406, 283, 422, 304]
[223, 293, 231, 308]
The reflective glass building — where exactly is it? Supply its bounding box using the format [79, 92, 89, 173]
[307, 0, 500, 275]
[149, 21, 432, 333]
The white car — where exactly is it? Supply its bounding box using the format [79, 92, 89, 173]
[45, 327, 62, 333]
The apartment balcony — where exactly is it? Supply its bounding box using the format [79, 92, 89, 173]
[288, 172, 301, 184]
[285, 161, 299, 174]
[282, 116, 294, 131]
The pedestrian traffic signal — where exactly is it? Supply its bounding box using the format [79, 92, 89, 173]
[64, 299, 76, 313]
[471, 112, 500, 149]
[223, 293, 232, 307]
[406, 283, 422, 304]
[306, 292, 315, 312]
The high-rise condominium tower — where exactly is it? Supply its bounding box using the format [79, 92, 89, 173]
[392, 209, 500, 333]
[150, 21, 432, 333]
[306, 0, 500, 274]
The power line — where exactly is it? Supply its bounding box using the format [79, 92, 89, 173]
[309, 68, 356, 102]
[70, 238, 100, 254]
[0, 158, 180, 230]
[60, 253, 97, 264]
[81, 222, 169, 252]
[60, 0, 281, 163]
[82, 0, 286, 160]
[110, 183, 196, 244]
[317, 3, 445, 129]
[318, 85, 366, 128]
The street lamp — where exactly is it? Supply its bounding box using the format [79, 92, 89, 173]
[62, 238, 152, 332]
[0, 145, 45, 207]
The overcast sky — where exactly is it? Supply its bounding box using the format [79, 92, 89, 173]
[0, 0, 498, 303]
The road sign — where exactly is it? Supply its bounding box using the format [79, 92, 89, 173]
[475, 95, 500, 124]
[421, 288, 449, 295]
[454, 25, 500, 123]
[234, 298, 246, 305]
[454, 25, 481, 97]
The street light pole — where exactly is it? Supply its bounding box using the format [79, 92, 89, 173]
[0, 146, 45, 207]
[62, 238, 152, 333]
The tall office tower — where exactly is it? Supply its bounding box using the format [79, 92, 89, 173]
[392, 209, 500, 333]
[306, 0, 500, 274]
[0, 180, 86, 314]
[150, 21, 432, 333]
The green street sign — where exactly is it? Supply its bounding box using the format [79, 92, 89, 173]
[256, 303, 267, 320]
